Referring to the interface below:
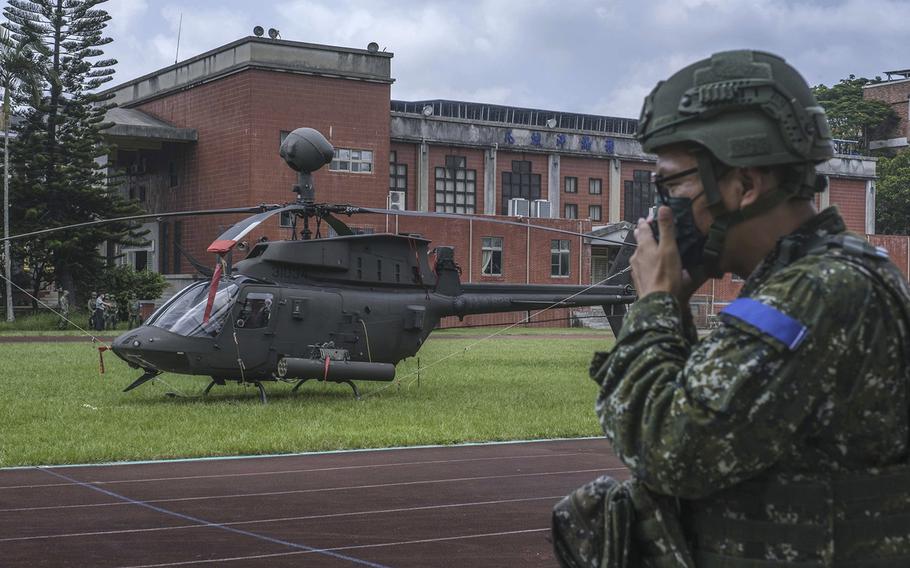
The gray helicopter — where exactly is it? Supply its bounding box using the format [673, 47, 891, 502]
[5, 128, 636, 403]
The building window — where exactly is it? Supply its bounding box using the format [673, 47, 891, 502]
[481, 237, 503, 276]
[279, 130, 290, 147]
[390, 151, 408, 189]
[564, 176, 577, 193]
[589, 178, 602, 195]
[168, 160, 178, 188]
[330, 148, 374, 173]
[623, 169, 657, 222]
[551, 239, 570, 277]
[564, 203, 578, 219]
[589, 205, 602, 221]
[501, 160, 541, 214]
[435, 155, 476, 214]
[279, 211, 294, 228]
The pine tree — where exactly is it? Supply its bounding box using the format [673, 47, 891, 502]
[3, 0, 144, 307]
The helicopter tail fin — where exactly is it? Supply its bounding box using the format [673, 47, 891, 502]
[432, 246, 463, 297]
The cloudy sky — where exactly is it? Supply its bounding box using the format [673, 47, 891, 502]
[6, 0, 909, 118]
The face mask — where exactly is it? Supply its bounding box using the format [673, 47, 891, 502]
[648, 196, 707, 272]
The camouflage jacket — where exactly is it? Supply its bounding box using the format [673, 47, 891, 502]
[592, 208, 910, 565]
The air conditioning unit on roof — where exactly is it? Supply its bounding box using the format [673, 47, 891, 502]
[387, 190, 406, 211]
[508, 198, 529, 217]
[531, 200, 551, 219]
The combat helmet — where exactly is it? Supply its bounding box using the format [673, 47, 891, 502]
[637, 50, 834, 275]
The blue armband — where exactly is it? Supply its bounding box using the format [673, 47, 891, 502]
[720, 298, 808, 350]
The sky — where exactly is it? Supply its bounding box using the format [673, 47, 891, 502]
[5, 0, 910, 118]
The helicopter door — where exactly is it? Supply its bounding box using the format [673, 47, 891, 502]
[229, 288, 278, 373]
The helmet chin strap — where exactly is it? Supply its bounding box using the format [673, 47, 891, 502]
[694, 150, 790, 277]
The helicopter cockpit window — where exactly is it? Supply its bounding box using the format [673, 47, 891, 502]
[149, 279, 240, 337]
[235, 292, 274, 329]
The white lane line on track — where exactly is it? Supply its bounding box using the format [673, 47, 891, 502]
[0, 467, 626, 513]
[0, 436, 605, 471]
[39, 468, 392, 568]
[115, 528, 551, 568]
[0, 495, 564, 542]
[0, 451, 602, 490]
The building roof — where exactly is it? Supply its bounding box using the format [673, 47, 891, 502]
[392, 99, 638, 137]
[103, 107, 197, 144]
[103, 36, 394, 108]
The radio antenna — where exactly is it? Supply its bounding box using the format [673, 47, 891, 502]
[174, 13, 183, 64]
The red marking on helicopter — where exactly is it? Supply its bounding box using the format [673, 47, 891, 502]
[207, 240, 236, 254]
[202, 262, 224, 324]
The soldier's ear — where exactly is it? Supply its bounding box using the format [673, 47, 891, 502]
[738, 168, 770, 208]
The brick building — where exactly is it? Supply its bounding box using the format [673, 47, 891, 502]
[101, 36, 884, 327]
[864, 69, 910, 152]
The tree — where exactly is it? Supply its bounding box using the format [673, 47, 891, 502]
[94, 264, 167, 319]
[3, 0, 145, 308]
[0, 25, 42, 321]
[812, 76, 898, 150]
[875, 149, 910, 235]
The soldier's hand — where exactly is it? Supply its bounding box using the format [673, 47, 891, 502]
[631, 206, 685, 299]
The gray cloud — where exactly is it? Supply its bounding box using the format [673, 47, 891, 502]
[3, 0, 906, 118]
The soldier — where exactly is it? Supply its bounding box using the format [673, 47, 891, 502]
[87, 291, 98, 330]
[553, 50, 910, 567]
[127, 297, 141, 329]
[56, 289, 69, 330]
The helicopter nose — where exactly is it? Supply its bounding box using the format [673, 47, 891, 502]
[111, 328, 193, 374]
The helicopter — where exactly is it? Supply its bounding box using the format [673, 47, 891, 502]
[4, 127, 637, 403]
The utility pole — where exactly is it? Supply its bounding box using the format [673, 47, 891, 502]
[2, 95, 12, 322]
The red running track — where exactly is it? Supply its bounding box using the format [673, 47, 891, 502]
[0, 438, 629, 567]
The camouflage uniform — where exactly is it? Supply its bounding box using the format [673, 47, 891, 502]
[555, 208, 910, 567]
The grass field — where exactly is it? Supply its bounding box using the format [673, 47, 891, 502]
[0, 330, 614, 467]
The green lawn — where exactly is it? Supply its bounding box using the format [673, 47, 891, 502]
[0, 333, 613, 467]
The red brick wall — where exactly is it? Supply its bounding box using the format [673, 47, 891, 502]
[828, 177, 867, 234]
[136, 72, 254, 273]
[390, 215, 591, 286]
[559, 156, 611, 220]
[863, 81, 910, 139]
[438, 308, 574, 329]
[247, 69, 390, 237]
[135, 69, 391, 270]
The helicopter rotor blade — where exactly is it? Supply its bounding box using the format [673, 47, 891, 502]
[208, 204, 308, 254]
[320, 212, 353, 236]
[352, 207, 634, 245]
[1, 206, 281, 244]
[174, 241, 215, 278]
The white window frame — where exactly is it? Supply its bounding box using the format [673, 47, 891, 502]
[589, 204, 602, 221]
[330, 148, 374, 173]
[589, 178, 602, 195]
[551, 239, 571, 278]
[481, 237, 503, 276]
